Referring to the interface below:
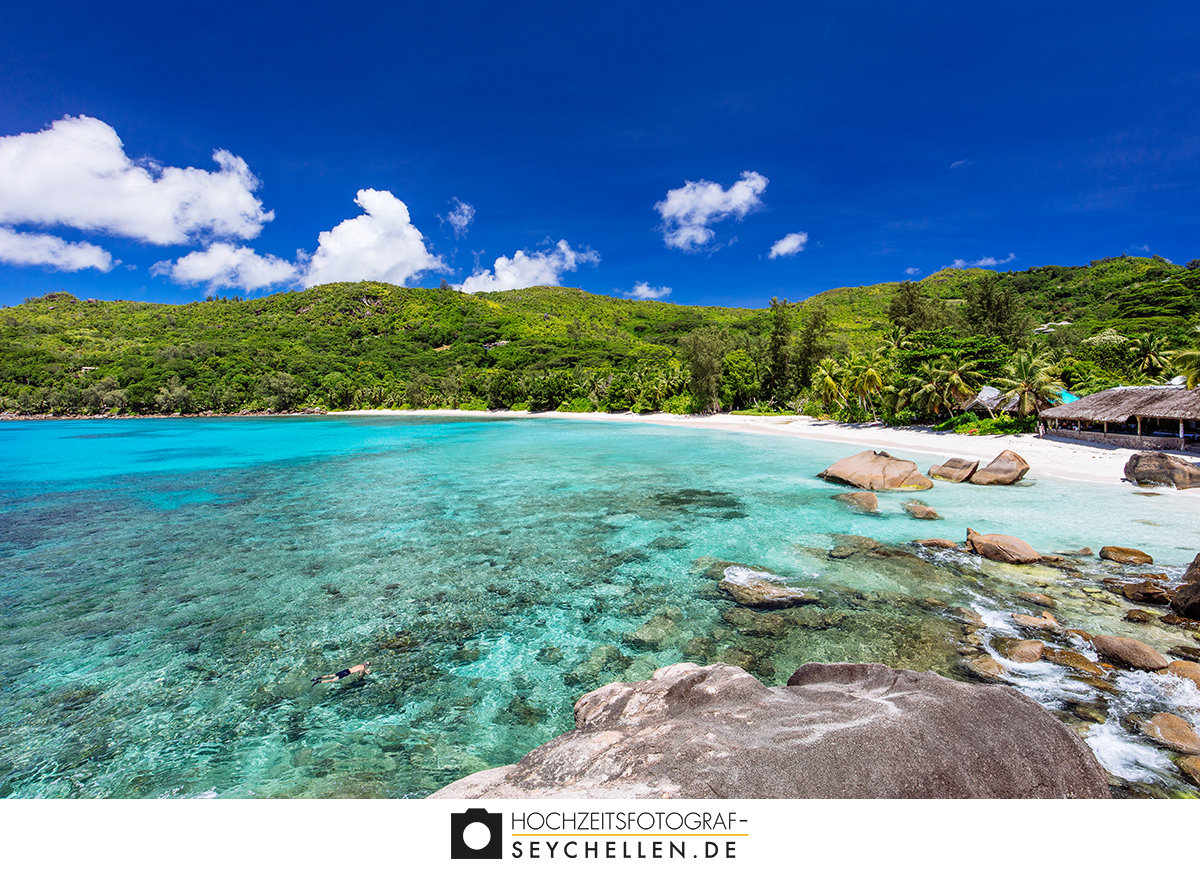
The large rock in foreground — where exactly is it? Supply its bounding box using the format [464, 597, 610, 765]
[1124, 452, 1200, 490]
[969, 450, 1031, 485]
[818, 450, 933, 491]
[428, 662, 1109, 799]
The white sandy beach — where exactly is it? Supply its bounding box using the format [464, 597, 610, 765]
[334, 408, 1200, 491]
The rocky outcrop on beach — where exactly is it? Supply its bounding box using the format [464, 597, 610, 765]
[928, 457, 978, 482]
[1123, 452, 1200, 489]
[966, 528, 1042, 564]
[818, 450, 933, 491]
[427, 662, 1109, 799]
[969, 450, 1030, 485]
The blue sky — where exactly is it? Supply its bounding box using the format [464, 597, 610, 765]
[0, 1, 1197, 309]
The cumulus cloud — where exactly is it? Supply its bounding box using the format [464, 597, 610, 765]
[303, 189, 446, 287]
[152, 243, 300, 293]
[947, 252, 1017, 269]
[905, 267, 922, 276]
[440, 198, 475, 238]
[768, 232, 808, 259]
[655, 171, 768, 251]
[459, 239, 599, 294]
[0, 227, 114, 272]
[0, 115, 273, 245]
[626, 282, 671, 300]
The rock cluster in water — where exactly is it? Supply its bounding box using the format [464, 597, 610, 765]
[428, 661, 1110, 799]
[1124, 452, 1200, 490]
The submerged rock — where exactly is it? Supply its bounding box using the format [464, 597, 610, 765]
[994, 638, 1045, 663]
[1123, 452, 1200, 489]
[624, 609, 683, 650]
[1179, 756, 1200, 787]
[1100, 545, 1153, 565]
[1012, 611, 1058, 632]
[428, 662, 1109, 799]
[914, 538, 960, 549]
[1043, 648, 1105, 676]
[969, 450, 1030, 486]
[1092, 635, 1168, 671]
[718, 568, 820, 609]
[831, 491, 879, 513]
[902, 500, 941, 520]
[1017, 591, 1057, 609]
[818, 450, 933, 491]
[928, 457, 978, 483]
[966, 528, 1041, 564]
[1123, 580, 1171, 605]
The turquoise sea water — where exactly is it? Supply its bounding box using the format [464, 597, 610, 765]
[3, 415, 1200, 798]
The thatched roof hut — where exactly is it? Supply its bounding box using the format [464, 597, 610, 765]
[1039, 386, 1200, 424]
[1039, 385, 1200, 450]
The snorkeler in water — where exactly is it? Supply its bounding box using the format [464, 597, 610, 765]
[312, 661, 371, 685]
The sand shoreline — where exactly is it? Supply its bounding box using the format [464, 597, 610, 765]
[333, 408, 1200, 492]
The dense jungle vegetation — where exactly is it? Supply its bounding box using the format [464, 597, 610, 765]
[2, 255, 1199, 429]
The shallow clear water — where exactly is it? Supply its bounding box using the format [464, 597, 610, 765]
[2, 415, 1199, 798]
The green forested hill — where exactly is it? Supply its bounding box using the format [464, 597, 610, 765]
[2, 255, 1197, 417]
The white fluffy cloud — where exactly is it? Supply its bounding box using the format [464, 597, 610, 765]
[947, 252, 1017, 269]
[656, 171, 768, 251]
[768, 232, 808, 259]
[905, 267, 922, 276]
[441, 197, 475, 238]
[459, 240, 599, 294]
[303, 189, 446, 287]
[626, 282, 671, 300]
[0, 227, 114, 272]
[0, 115, 273, 245]
[152, 243, 299, 293]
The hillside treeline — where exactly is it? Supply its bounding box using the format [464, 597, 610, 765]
[1, 255, 1198, 427]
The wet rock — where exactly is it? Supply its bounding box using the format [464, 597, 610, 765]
[950, 607, 986, 629]
[624, 608, 683, 650]
[1012, 612, 1058, 632]
[1168, 646, 1200, 662]
[1161, 613, 1200, 629]
[718, 570, 820, 609]
[1070, 674, 1118, 693]
[1065, 700, 1108, 724]
[1092, 635, 1169, 671]
[963, 654, 1008, 682]
[914, 538, 960, 549]
[1099, 545, 1153, 566]
[429, 662, 1109, 799]
[1137, 713, 1200, 755]
[828, 534, 881, 559]
[818, 450, 934, 491]
[902, 500, 941, 520]
[1123, 580, 1171, 605]
[1167, 660, 1200, 688]
[1171, 565, 1200, 619]
[1179, 756, 1200, 787]
[1017, 592, 1057, 609]
[969, 450, 1030, 486]
[1123, 609, 1157, 624]
[993, 638, 1045, 663]
[1056, 547, 1093, 557]
[928, 457, 978, 483]
[1043, 648, 1105, 676]
[966, 528, 1041, 564]
[1123, 452, 1200, 489]
[831, 491, 879, 513]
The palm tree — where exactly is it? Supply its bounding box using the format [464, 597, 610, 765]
[937, 356, 982, 406]
[1131, 334, 1171, 376]
[846, 349, 887, 420]
[996, 351, 1066, 418]
[812, 357, 845, 408]
[897, 361, 952, 418]
[1172, 326, 1200, 389]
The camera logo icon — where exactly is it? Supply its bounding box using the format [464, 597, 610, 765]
[450, 807, 503, 860]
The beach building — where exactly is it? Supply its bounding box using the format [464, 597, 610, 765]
[1038, 384, 1200, 451]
